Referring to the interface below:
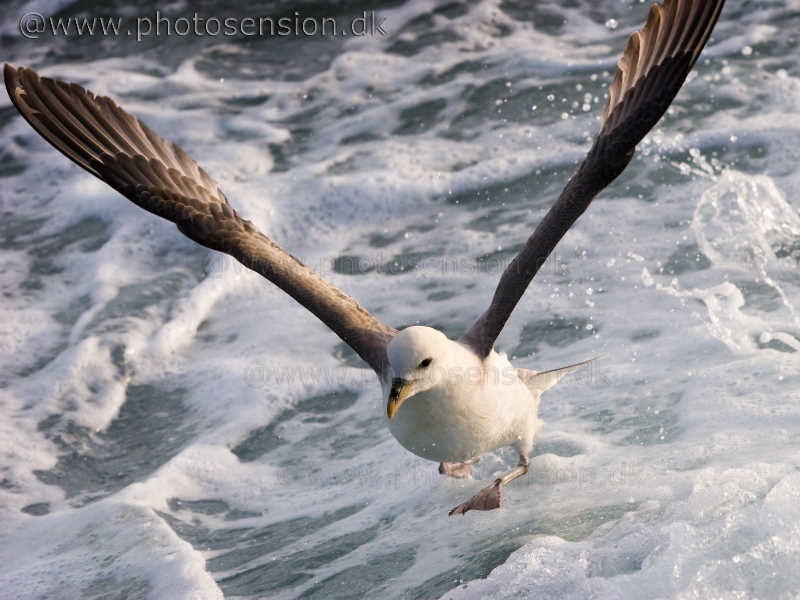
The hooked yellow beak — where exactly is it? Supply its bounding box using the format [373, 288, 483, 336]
[387, 378, 414, 419]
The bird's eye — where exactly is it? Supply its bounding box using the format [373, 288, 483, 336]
[418, 358, 433, 369]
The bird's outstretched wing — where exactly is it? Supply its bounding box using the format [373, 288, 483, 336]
[4, 64, 396, 374]
[460, 0, 725, 358]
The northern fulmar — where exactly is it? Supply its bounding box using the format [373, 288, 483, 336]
[4, 0, 726, 515]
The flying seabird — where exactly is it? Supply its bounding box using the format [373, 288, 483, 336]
[4, 0, 726, 515]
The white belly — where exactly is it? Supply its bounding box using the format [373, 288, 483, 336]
[386, 374, 539, 462]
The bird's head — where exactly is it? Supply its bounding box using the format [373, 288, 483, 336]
[385, 326, 453, 419]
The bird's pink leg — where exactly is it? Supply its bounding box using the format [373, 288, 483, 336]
[449, 453, 530, 516]
[439, 457, 480, 479]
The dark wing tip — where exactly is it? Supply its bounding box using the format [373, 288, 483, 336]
[600, 0, 725, 140]
[4, 63, 24, 106]
[4, 63, 225, 199]
[5, 63, 46, 102]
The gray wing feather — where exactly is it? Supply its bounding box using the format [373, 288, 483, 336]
[461, 0, 725, 357]
[4, 64, 395, 374]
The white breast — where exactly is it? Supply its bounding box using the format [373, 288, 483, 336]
[386, 354, 540, 463]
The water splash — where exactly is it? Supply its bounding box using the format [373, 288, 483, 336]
[647, 172, 800, 354]
[693, 172, 800, 275]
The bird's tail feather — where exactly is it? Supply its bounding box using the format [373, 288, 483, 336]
[517, 357, 597, 395]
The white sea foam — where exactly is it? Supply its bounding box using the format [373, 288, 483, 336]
[1, 1, 799, 598]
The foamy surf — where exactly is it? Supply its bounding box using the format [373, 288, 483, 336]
[1, 1, 798, 598]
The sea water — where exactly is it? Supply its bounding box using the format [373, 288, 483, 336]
[1, 1, 799, 598]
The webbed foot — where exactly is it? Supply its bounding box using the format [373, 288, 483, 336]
[448, 453, 530, 516]
[448, 478, 502, 515]
[439, 458, 479, 479]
